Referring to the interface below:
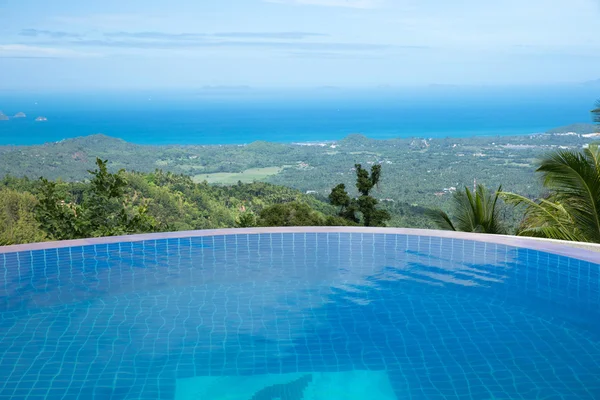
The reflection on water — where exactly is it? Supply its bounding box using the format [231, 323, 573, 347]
[175, 371, 396, 400]
[0, 233, 599, 399]
[1, 234, 516, 314]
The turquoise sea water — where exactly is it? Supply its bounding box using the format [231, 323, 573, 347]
[0, 87, 597, 145]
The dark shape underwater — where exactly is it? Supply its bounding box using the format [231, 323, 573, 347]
[249, 374, 313, 400]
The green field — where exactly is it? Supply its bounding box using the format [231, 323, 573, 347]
[192, 167, 283, 184]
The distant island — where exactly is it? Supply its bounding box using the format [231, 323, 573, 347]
[35, 116, 48, 122]
[14, 112, 26, 118]
[0, 112, 8, 121]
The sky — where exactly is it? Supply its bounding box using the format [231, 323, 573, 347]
[0, 0, 599, 90]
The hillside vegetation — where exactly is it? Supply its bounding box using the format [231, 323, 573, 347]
[0, 163, 351, 245]
[0, 132, 595, 213]
[1, 119, 599, 245]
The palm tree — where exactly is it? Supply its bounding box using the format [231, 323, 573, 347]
[427, 184, 507, 234]
[502, 143, 600, 243]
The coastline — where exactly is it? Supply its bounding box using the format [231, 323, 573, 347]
[0, 109, 593, 147]
[0, 129, 578, 148]
[0, 85, 596, 146]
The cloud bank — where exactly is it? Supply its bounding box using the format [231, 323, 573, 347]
[11, 29, 398, 56]
[19, 29, 82, 39]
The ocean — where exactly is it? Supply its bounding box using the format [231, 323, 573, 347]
[0, 86, 597, 146]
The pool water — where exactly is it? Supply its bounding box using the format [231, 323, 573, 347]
[1, 232, 599, 399]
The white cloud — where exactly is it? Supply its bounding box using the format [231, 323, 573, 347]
[264, 0, 382, 8]
[0, 44, 100, 58]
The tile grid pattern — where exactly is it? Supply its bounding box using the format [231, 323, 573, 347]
[0, 233, 599, 400]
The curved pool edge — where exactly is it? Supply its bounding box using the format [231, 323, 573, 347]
[1, 227, 599, 263]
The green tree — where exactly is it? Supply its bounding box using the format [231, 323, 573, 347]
[328, 184, 359, 223]
[355, 163, 381, 196]
[329, 184, 351, 211]
[80, 159, 157, 237]
[35, 178, 80, 240]
[357, 195, 391, 227]
[354, 164, 390, 226]
[329, 164, 390, 227]
[427, 184, 507, 234]
[323, 215, 358, 226]
[0, 189, 47, 245]
[33, 159, 157, 240]
[80, 158, 127, 236]
[257, 202, 324, 227]
[236, 211, 257, 228]
[502, 144, 600, 242]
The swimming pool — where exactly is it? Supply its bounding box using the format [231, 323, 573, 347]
[1, 228, 599, 400]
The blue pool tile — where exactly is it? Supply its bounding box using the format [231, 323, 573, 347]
[0, 233, 599, 399]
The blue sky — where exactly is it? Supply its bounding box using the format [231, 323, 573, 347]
[1, 0, 599, 90]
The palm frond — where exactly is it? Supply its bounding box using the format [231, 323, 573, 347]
[516, 224, 584, 242]
[427, 184, 506, 234]
[536, 147, 600, 241]
[500, 191, 588, 242]
[425, 209, 457, 231]
[454, 187, 478, 232]
[584, 143, 600, 171]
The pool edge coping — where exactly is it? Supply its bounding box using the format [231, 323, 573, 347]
[1, 227, 599, 264]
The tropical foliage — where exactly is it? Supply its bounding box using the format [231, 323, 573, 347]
[35, 159, 158, 240]
[0, 189, 46, 245]
[502, 143, 600, 243]
[329, 164, 390, 227]
[426, 184, 507, 234]
[0, 160, 347, 245]
[257, 201, 354, 227]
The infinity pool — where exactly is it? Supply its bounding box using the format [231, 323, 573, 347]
[1, 230, 599, 400]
